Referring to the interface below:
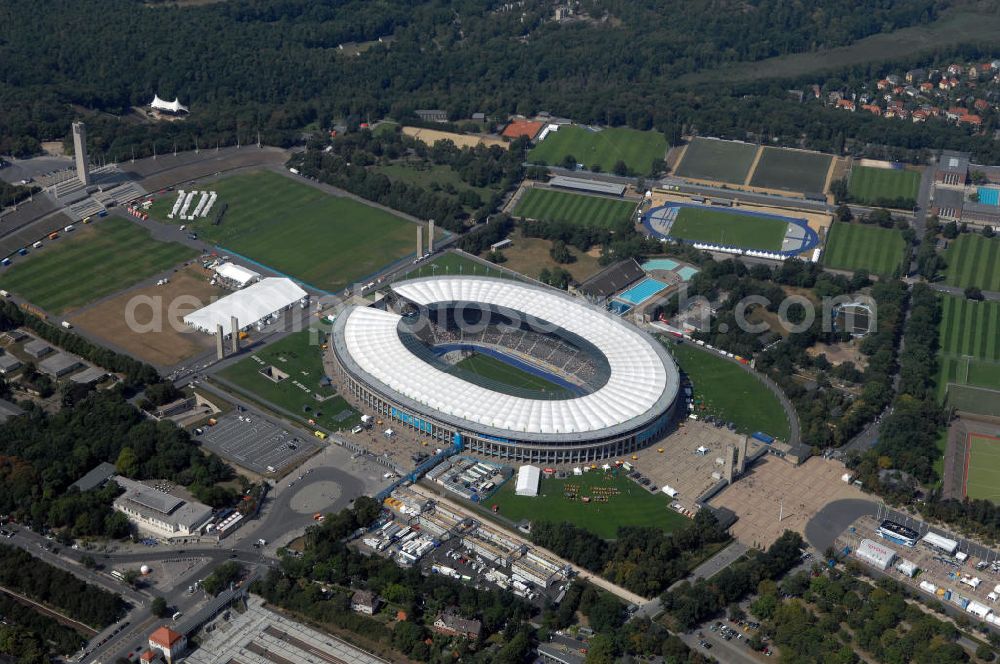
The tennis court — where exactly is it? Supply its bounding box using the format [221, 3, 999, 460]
[965, 433, 1000, 502]
[978, 187, 1000, 206]
[617, 277, 668, 305]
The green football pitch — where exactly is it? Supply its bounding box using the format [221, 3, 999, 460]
[149, 170, 419, 292]
[667, 207, 788, 252]
[669, 341, 790, 440]
[965, 433, 1000, 503]
[0, 217, 196, 314]
[943, 234, 1000, 291]
[847, 166, 920, 207]
[490, 472, 689, 539]
[527, 125, 667, 175]
[217, 329, 358, 431]
[822, 222, 907, 275]
[674, 137, 758, 185]
[936, 294, 1000, 416]
[749, 147, 833, 194]
[454, 352, 569, 396]
[513, 188, 636, 228]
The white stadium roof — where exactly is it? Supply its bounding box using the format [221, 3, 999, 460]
[150, 94, 189, 114]
[184, 277, 306, 335]
[337, 277, 676, 438]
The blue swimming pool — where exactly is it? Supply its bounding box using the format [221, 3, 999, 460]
[978, 187, 1000, 207]
[617, 277, 668, 305]
[641, 258, 679, 272]
[608, 301, 632, 316]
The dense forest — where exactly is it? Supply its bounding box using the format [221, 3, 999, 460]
[0, 390, 233, 537]
[2, 0, 981, 164]
[0, 545, 126, 628]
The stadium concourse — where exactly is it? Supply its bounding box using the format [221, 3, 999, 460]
[330, 276, 681, 463]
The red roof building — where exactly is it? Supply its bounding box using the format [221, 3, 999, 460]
[919, 82, 934, 92]
[974, 99, 989, 112]
[501, 120, 544, 140]
[836, 99, 856, 111]
[959, 114, 983, 127]
[148, 627, 186, 664]
[862, 104, 882, 116]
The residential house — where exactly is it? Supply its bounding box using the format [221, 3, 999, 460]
[959, 114, 983, 128]
[836, 99, 856, 112]
[912, 109, 929, 122]
[920, 82, 935, 93]
[979, 63, 993, 78]
[946, 107, 969, 121]
[433, 612, 482, 640]
[896, 108, 911, 120]
[876, 79, 890, 91]
[893, 85, 905, 96]
[969, 65, 981, 80]
[992, 60, 1000, 71]
[904, 86, 919, 98]
[350, 590, 382, 616]
[811, 84, 821, 99]
[947, 64, 964, 76]
[148, 627, 186, 664]
[974, 99, 990, 112]
[886, 74, 903, 86]
[827, 91, 843, 103]
[862, 104, 882, 116]
[905, 68, 926, 83]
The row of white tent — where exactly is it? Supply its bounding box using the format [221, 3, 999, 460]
[919, 579, 1000, 624]
[168, 190, 217, 221]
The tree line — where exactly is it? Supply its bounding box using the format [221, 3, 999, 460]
[529, 508, 729, 598]
[0, 544, 125, 629]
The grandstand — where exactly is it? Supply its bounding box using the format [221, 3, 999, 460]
[332, 277, 680, 463]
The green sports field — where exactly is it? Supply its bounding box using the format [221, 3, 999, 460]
[943, 234, 1000, 291]
[0, 217, 196, 314]
[822, 222, 907, 275]
[937, 294, 1000, 415]
[965, 433, 1000, 503]
[149, 170, 419, 292]
[454, 352, 569, 396]
[217, 329, 358, 431]
[669, 341, 791, 440]
[400, 252, 511, 280]
[674, 138, 759, 185]
[490, 472, 688, 539]
[527, 125, 667, 175]
[513, 188, 636, 228]
[847, 166, 920, 207]
[749, 147, 833, 194]
[668, 207, 788, 252]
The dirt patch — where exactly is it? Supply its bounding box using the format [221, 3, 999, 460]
[41, 142, 66, 157]
[806, 341, 869, 369]
[402, 126, 508, 150]
[69, 265, 226, 367]
[499, 229, 603, 284]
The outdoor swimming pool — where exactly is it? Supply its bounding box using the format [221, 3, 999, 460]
[617, 277, 668, 305]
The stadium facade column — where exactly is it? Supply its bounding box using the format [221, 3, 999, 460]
[230, 317, 239, 353]
[428, 220, 435, 252]
[215, 324, 225, 360]
[417, 226, 423, 257]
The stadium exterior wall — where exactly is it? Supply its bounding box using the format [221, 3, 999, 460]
[334, 361, 678, 463]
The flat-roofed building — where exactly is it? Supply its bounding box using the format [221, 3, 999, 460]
[39, 352, 82, 377]
[0, 355, 21, 374]
[23, 339, 52, 358]
[112, 477, 212, 538]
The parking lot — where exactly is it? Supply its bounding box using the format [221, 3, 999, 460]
[197, 412, 317, 475]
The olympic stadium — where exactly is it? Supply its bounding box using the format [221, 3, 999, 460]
[330, 276, 681, 463]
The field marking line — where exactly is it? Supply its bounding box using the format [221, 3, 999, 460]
[963, 431, 972, 499]
[744, 145, 764, 187]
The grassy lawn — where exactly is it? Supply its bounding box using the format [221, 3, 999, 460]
[528, 126, 667, 175]
[0, 217, 196, 314]
[513, 188, 636, 228]
[965, 433, 1000, 503]
[822, 223, 907, 275]
[217, 329, 358, 431]
[373, 162, 495, 209]
[943, 234, 1000, 291]
[454, 352, 569, 396]
[490, 472, 689, 539]
[668, 207, 788, 252]
[668, 341, 791, 440]
[674, 138, 758, 185]
[749, 147, 833, 194]
[847, 166, 919, 207]
[936, 294, 1000, 417]
[400, 252, 511, 280]
[500, 229, 603, 284]
[148, 170, 419, 292]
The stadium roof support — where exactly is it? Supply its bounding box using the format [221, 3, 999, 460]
[184, 277, 306, 336]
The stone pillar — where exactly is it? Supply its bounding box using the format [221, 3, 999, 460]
[230, 317, 239, 353]
[72, 122, 90, 186]
[215, 324, 225, 360]
[428, 220, 435, 252]
[417, 226, 423, 257]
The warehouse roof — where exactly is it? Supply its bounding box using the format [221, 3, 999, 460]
[334, 276, 678, 438]
[214, 262, 261, 287]
[184, 278, 306, 335]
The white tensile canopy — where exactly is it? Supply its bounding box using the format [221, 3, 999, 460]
[151, 94, 189, 114]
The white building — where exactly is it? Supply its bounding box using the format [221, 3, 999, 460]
[214, 262, 261, 289]
[922, 531, 959, 555]
[856, 538, 896, 571]
[183, 277, 307, 336]
[150, 95, 189, 114]
[515, 465, 541, 497]
[112, 477, 212, 539]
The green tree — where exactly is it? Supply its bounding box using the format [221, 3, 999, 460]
[612, 159, 629, 176]
[562, 154, 578, 170]
[150, 597, 168, 618]
[115, 447, 139, 477]
[549, 240, 574, 264]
